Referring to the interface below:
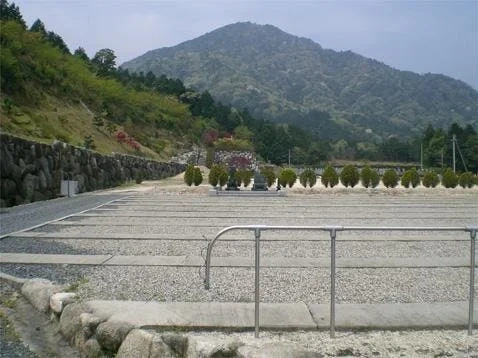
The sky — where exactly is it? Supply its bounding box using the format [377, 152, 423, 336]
[14, 0, 478, 89]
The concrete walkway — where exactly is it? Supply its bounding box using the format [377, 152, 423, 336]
[0, 253, 473, 268]
[85, 300, 477, 330]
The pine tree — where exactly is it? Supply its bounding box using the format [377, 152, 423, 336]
[0, 0, 26, 27]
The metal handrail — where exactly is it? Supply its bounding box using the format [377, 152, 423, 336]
[204, 225, 478, 338]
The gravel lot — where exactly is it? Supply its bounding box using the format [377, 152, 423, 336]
[1, 178, 477, 354]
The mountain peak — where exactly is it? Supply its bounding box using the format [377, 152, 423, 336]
[122, 23, 477, 139]
[168, 21, 319, 55]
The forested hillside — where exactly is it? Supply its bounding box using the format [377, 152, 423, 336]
[123, 22, 478, 141]
[0, 6, 196, 159]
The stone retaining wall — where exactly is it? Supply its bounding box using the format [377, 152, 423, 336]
[214, 150, 256, 169]
[0, 133, 185, 207]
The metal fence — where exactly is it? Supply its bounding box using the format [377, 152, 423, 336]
[204, 225, 477, 338]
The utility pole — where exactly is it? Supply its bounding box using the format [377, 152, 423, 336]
[420, 142, 423, 171]
[452, 134, 456, 173]
[288, 149, 291, 167]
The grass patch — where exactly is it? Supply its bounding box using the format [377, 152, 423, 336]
[0, 310, 21, 342]
[65, 277, 89, 293]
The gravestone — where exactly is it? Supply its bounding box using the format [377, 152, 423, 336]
[252, 171, 268, 191]
[225, 167, 240, 191]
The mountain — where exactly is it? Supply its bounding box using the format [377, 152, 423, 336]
[122, 22, 478, 141]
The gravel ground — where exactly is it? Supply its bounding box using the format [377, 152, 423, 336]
[0, 264, 471, 304]
[1, 181, 477, 354]
[54, 216, 475, 226]
[0, 237, 470, 258]
[181, 329, 478, 357]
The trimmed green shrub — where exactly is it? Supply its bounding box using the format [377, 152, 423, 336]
[209, 164, 227, 187]
[401, 168, 420, 188]
[370, 170, 380, 188]
[237, 169, 253, 187]
[299, 168, 317, 188]
[279, 168, 297, 188]
[184, 164, 195, 186]
[442, 168, 458, 188]
[340, 165, 360, 188]
[422, 171, 440, 188]
[219, 168, 228, 187]
[458, 172, 474, 188]
[243, 171, 253, 187]
[193, 167, 203, 186]
[261, 167, 276, 188]
[361, 166, 380, 188]
[382, 169, 398, 188]
[321, 166, 339, 188]
[474, 175, 478, 186]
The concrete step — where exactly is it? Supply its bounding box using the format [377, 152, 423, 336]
[85, 300, 478, 330]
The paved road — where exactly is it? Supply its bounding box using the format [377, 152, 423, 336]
[0, 190, 135, 236]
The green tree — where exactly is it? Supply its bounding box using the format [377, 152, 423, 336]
[340, 165, 360, 188]
[209, 164, 227, 187]
[261, 167, 276, 187]
[441, 168, 458, 188]
[360, 166, 380, 188]
[321, 166, 338, 188]
[299, 168, 317, 188]
[370, 169, 380, 188]
[458, 172, 473, 188]
[0, 0, 26, 27]
[83, 135, 95, 150]
[382, 169, 398, 188]
[92, 48, 116, 77]
[193, 167, 203, 186]
[46, 31, 69, 53]
[401, 168, 420, 188]
[424, 131, 446, 168]
[279, 168, 297, 188]
[74, 47, 90, 62]
[219, 168, 228, 187]
[422, 171, 439, 188]
[29, 18, 46, 35]
[184, 164, 195, 186]
[237, 169, 253, 187]
[234, 125, 253, 141]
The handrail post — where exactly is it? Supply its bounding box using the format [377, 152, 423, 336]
[254, 228, 261, 338]
[469, 228, 476, 335]
[329, 228, 337, 338]
[204, 240, 212, 289]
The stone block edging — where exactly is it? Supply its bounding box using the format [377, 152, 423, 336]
[1, 272, 319, 358]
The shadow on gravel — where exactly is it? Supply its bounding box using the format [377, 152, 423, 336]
[0, 264, 94, 285]
[0, 237, 95, 255]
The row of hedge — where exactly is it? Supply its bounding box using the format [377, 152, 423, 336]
[184, 164, 477, 189]
[304, 165, 476, 189]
